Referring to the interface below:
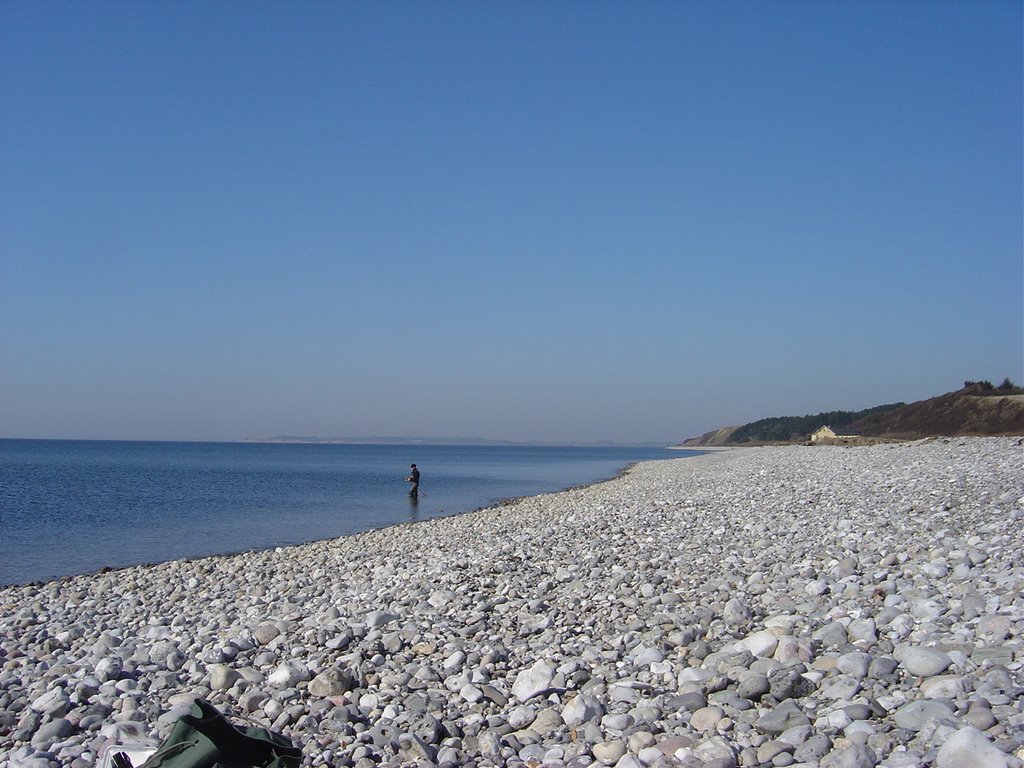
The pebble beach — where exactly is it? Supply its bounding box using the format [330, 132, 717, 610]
[2, 437, 1022, 768]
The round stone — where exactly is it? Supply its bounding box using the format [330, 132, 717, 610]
[592, 740, 627, 766]
[897, 645, 953, 677]
[936, 726, 1011, 768]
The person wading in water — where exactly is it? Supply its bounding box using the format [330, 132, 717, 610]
[406, 463, 420, 497]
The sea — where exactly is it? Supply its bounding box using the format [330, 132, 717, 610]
[0, 439, 699, 586]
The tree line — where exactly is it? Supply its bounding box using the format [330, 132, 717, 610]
[963, 379, 1023, 395]
[728, 403, 905, 444]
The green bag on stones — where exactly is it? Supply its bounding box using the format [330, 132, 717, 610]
[138, 698, 301, 768]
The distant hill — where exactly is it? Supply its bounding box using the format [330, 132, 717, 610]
[680, 426, 741, 447]
[854, 383, 1024, 439]
[680, 379, 1024, 446]
[722, 403, 905, 444]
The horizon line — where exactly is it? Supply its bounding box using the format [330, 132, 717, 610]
[0, 435, 681, 448]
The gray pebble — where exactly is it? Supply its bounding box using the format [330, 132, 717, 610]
[896, 645, 953, 677]
[820, 744, 878, 768]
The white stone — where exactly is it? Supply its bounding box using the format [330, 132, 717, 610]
[920, 675, 966, 699]
[267, 661, 310, 688]
[562, 694, 603, 727]
[460, 683, 483, 703]
[30, 688, 70, 717]
[825, 710, 852, 730]
[774, 635, 809, 665]
[592, 740, 627, 766]
[613, 755, 644, 768]
[936, 726, 1011, 768]
[512, 659, 554, 702]
[724, 597, 752, 626]
[209, 664, 241, 690]
[94, 656, 123, 682]
[735, 629, 779, 658]
[632, 645, 665, 665]
[805, 580, 829, 596]
[693, 734, 738, 764]
[364, 610, 400, 629]
[896, 645, 953, 677]
[847, 618, 877, 646]
[690, 706, 725, 732]
[262, 698, 284, 720]
[508, 705, 537, 730]
[836, 651, 871, 678]
[638, 746, 664, 765]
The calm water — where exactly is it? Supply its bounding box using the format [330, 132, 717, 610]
[0, 440, 696, 586]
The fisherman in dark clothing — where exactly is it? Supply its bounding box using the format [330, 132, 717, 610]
[407, 463, 420, 496]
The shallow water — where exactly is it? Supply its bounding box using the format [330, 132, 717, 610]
[0, 440, 697, 585]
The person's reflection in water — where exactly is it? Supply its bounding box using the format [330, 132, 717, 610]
[408, 493, 419, 522]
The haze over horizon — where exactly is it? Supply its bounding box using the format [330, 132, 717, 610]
[2, 2, 1021, 445]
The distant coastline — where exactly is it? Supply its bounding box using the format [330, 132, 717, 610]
[246, 435, 672, 448]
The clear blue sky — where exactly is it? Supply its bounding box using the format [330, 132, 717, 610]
[1, 1, 1021, 444]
